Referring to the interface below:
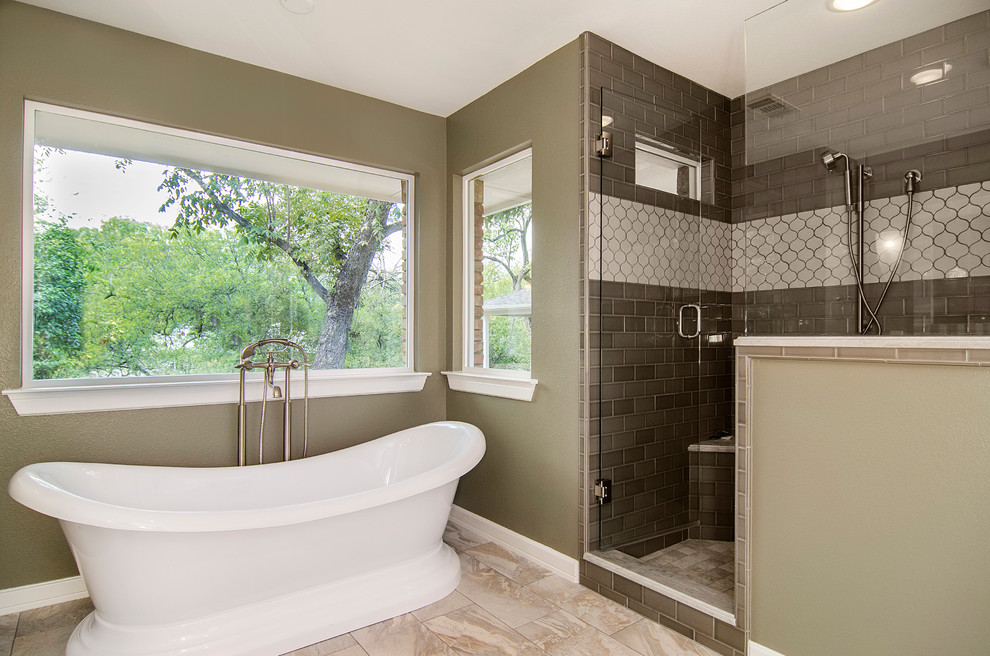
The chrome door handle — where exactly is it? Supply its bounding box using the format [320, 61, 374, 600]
[678, 304, 701, 339]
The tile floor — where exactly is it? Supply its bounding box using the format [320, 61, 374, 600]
[640, 540, 735, 596]
[0, 522, 722, 656]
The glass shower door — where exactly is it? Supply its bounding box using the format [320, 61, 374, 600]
[593, 88, 706, 556]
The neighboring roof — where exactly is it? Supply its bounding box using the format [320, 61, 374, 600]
[483, 288, 531, 316]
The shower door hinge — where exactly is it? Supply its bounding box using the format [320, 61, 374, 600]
[594, 478, 612, 505]
[595, 131, 612, 158]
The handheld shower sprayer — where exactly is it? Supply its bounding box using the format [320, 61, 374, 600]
[821, 150, 852, 207]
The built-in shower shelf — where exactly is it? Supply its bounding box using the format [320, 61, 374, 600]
[689, 438, 735, 453]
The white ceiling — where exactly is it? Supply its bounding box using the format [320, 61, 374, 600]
[15, 0, 986, 116]
[15, 0, 781, 116]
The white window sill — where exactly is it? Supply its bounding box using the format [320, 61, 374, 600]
[442, 371, 537, 402]
[2, 371, 430, 416]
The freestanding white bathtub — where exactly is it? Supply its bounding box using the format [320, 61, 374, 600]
[8, 421, 485, 656]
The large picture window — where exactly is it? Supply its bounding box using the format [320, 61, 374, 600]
[11, 102, 422, 413]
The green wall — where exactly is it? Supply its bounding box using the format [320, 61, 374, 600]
[0, 1, 448, 589]
[751, 359, 990, 656]
[445, 41, 582, 558]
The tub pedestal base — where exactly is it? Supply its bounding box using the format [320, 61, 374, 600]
[66, 544, 461, 656]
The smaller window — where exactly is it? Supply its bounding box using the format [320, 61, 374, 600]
[444, 149, 535, 400]
[462, 150, 533, 375]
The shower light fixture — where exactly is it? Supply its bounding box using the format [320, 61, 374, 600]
[279, 0, 315, 14]
[910, 63, 952, 85]
[827, 0, 878, 11]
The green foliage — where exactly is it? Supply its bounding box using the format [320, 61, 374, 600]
[31, 218, 402, 379]
[480, 203, 532, 370]
[487, 316, 531, 371]
[31, 149, 407, 379]
[33, 218, 88, 378]
[482, 204, 532, 294]
[344, 273, 405, 369]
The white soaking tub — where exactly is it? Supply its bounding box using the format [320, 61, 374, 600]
[8, 420, 485, 656]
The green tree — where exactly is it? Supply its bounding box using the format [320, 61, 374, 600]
[481, 203, 532, 369]
[483, 204, 532, 294]
[72, 217, 327, 377]
[33, 218, 88, 378]
[158, 167, 402, 369]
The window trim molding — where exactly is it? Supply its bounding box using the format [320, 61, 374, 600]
[15, 101, 421, 411]
[3, 371, 430, 416]
[441, 371, 536, 402]
[454, 147, 536, 400]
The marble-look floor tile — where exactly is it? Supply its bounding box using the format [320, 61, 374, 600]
[412, 590, 473, 622]
[467, 542, 552, 586]
[516, 610, 640, 656]
[525, 575, 640, 634]
[424, 604, 544, 656]
[333, 646, 369, 656]
[10, 624, 75, 656]
[1, 613, 18, 656]
[14, 598, 91, 639]
[352, 613, 453, 656]
[455, 553, 556, 629]
[281, 632, 362, 655]
[612, 619, 721, 656]
[443, 522, 486, 553]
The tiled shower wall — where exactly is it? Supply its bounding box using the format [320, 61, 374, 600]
[580, 33, 746, 656]
[734, 10, 990, 336]
[580, 12, 990, 655]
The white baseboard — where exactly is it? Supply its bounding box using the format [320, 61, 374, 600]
[448, 505, 580, 583]
[0, 575, 89, 615]
[749, 641, 788, 656]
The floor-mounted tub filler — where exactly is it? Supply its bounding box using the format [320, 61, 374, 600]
[8, 420, 485, 656]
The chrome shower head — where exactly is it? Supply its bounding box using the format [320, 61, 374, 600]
[821, 150, 848, 172]
[821, 150, 852, 207]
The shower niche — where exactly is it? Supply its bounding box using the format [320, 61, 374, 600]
[589, 87, 737, 619]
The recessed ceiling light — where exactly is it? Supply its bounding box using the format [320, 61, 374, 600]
[910, 62, 952, 85]
[279, 0, 314, 15]
[827, 0, 878, 11]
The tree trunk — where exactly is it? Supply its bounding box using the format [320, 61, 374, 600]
[313, 200, 398, 369]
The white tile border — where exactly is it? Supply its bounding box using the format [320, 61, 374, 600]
[0, 575, 88, 616]
[736, 335, 990, 349]
[749, 641, 788, 656]
[448, 505, 579, 583]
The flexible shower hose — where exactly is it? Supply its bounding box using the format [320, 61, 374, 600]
[847, 184, 917, 335]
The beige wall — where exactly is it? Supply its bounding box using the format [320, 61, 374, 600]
[445, 41, 583, 558]
[750, 358, 990, 655]
[0, 1, 448, 589]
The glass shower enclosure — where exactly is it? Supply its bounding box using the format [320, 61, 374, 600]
[590, 87, 736, 615]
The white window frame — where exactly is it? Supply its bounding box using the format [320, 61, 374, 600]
[4, 101, 427, 416]
[442, 148, 536, 402]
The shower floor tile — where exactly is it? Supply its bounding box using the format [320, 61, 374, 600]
[1, 523, 722, 656]
[640, 539, 735, 595]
